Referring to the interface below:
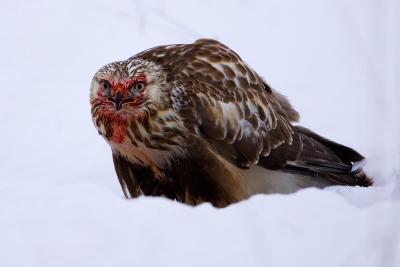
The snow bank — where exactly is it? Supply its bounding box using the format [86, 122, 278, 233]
[1, 184, 399, 267]
[0, 0, 399, 266]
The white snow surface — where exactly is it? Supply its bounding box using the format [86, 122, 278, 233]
[0, 0, 399, 266]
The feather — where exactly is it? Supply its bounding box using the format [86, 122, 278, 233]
[91, 38, 373, 208]
[138, 38, 372, 188]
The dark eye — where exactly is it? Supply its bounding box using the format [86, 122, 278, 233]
[100, 80, 112, 92]
[132, 82, 145, 94]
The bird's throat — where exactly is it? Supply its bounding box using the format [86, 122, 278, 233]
[95, 111, 128, 144]
[110, 122, 127, 143]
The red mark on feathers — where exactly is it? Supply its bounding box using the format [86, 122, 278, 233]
[102, 111, 128, 144]
[111, 120, 127, 143]
[91, 74, 148, 144]
[111, 74, 147, 97]
[91, 93, 128, 144]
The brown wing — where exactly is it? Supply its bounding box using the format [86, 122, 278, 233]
[138, 39, 372, 186]
[269, 126, 372, 186]
[112, 152, 141, 198]
[112, 152, 180, 199]
[139, 38, 299, 167]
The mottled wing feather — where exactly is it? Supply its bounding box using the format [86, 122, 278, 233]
[133, 39, 371, 187]
[112, 151, 181, 198]
[112, 152, 141, 198]
[259, 125, 372, 186]
[137, 39, 298, 167]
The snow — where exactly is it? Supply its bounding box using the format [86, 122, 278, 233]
[0, 0, 399, 266]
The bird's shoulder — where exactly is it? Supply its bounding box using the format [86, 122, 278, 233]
[133, 39, 261, 87]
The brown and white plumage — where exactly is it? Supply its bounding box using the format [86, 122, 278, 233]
[90, 39, 372, 207]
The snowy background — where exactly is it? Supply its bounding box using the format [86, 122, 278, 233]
[1, 0, 399, 266]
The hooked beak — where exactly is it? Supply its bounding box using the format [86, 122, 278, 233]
[114, 92, 122, 111]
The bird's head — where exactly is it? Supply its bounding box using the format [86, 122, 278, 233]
[90, 58, 169, 121]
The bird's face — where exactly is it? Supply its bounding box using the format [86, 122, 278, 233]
[90, 59, 168, 121]
[90, 58, 171, 144]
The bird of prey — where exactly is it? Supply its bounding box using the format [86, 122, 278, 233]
[90, 39, 372, 207]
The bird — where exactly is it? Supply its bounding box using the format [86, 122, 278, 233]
[90, 39, 372, 207]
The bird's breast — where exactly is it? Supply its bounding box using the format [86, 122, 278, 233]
[93, 106, 186, 178]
